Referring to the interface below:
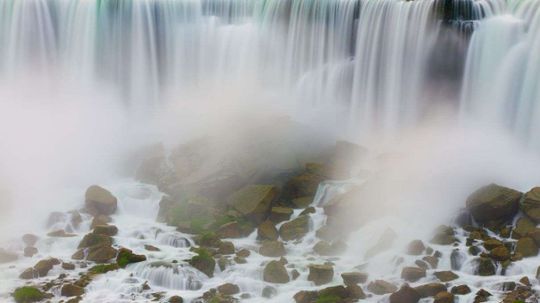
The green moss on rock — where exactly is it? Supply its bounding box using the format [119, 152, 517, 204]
[13, 286, 45, 303]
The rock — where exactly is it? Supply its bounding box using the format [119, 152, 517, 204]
[430, 225, 457, 245]
[451, 285, 471, 295]
[269, 207, 293, 223]
[401, 267, 426, 282]
[259, 241, 286, 257]
[308, 264, 334, 286]
[116, 248, 147, 268]
[236, 249, 250, 258]
[341, 272, 368, 285]
[490, 245, 510, 261]
[414, 283, 447, 298]
[279, 215, 310, 241]
[483, 238, 503, 250]
[0, 248, 17, 263]
[466, 184, 521, 223]
[47, 230, 77, 238]
[62, 263, 75, 270]
[365, 228, 397, 258]
[189, 248, 215, 278]
[217, 241, 235, 255]
[434, 291, 454, 303]
[78, 233, 113, 249]
[12, 286, 46, 303]
[263, 260, 289, 284]
[257, 220, 279, 241]
[299, 207, 316, 216]
[476, 257, 496, 276]
[293, 291, 319, 303]
[513, 217, 536, 239]
[217, 283, 240, 295]
[61, 284, 84, 297]
[415, 260, 429, 270]
[434, 271, 459, 282]
[19, 258, 60, 279]
[85, 185, 118, 216]
[515, 237, 538, 257]
[519, 276, 531, 286]
[291, 269, 300, 280]
[24, 247, 38, 258]
[227, 185, 277, 223]
[291, 196, 313, 208]
[216, 221, 243, 238]
[262, 286, 277, 298]
[407, 240, 425, 255]
[368, 280, 398, 295]
[144, 245, 160, 252]
[87, 246, 117, 263]
[313, 240, 347, 256]
[347, 284, 366, 299]
[90, 215, 112, 229]
[389, 285, 421, 303]
[93, 225, 118, 236]
[168, 296, 184, 303]
[22, 234, 39, 247]
[521, 187, 540, 223]
[195, 232, 222, 248]
[422, 256, 439, 269]
[281, 172, 324, 202]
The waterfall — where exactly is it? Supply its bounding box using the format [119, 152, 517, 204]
[1, 0, 540, 145]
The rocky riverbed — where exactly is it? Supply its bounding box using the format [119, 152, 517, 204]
[1, 140, 540, 303]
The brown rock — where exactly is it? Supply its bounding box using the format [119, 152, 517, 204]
[407, 240, 425, 255]
[257, 220, 278, 241]
[269, 207, 293, 223]
[434, 291, 454, 303]
[308, 264, 334, 286]
[61, 283, 85, 297]
[414, 283, 447, 298]
[451, 285, 471, 295]
[259, 241, 286, 257]
[341, 272, 368, 285]
[390, 285, 420, 303]
[401, 267, 426, 282]
[515, 237, 538, 257]
[263, 260, 289, 284]
[367, 280, 398, 295]
[434, 271, 459, 282]
[217, 283, 240, 295]
[85, 185, 118, 216]
[466, 184, 521, 223]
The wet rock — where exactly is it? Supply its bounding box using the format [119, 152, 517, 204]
[116, 247, 147, 268]
[515, 237, 538, 257]
[90, 215, 112, 229]
[367, 280, 398, 295]
[279, 215, 310, 241]
[47, 230, 77, 238]
[450, 249, 466, 270]
[389, 285, 421, 303]
[521, 187, 540, 223]
[144, 244, 160, 252]
[269, 207, 293, 223]
[257, 220, 278, 241]
[217, 241, 235, 255]
[341, 272, 368, 285]
[216, 221, 243, 238]
[451, 285, 471, 295]
[430, 225, 457, 245]
[24, 247, 38, 258]
[483, 238, 503, 250]
[299, 207, 316, 216]
[227, 185, 277, 223]
[281, 171, 324, 202]
[512, 217, 536, 239]
[414, 283, 447, 298]
[490, 245, 510, 261]
[168, 296, 184, 303]
[62, 263, 75, 270]
[434, 271, 459, 282]
[85, 185, 118, 216]
[466, 184, 521, 223]
[263, 260, 289, 284]
[347, 284, 367, 300]
[293, 290, 319, 303]
[474, 289, 491, 303]
[87, 246, 117, 263]
[415, 260, 429, 270]
[61, 283, 84, 297]
[22, 234, 39, 247]
[259, 241, 286, 257]
[19, 258, 60, 279]
[195, 232, 222, 248]
[313, 240, 347, 256]
[262, 286, 277, 298]
[365, 228, 397, 258]
[434, 291, 454, 303]
[519, 276, 531, 286]
[12, 286, 47, 303]
[92, 225, 118, 236]
[407, 240, 425, 255]
[308, 264, 334, 286]
[189, 248, 215, 278]
[401, 267, 426, 282]
[291, 269, 300, 280]
[78, 233, 113, 249]
[236, 249, 250, 258]
[217, 283, 240, 295]
[476, 257, 496, 276]
[422, 256, 439, 269]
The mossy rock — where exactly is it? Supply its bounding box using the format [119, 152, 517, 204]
[227, 185, 277, 223]
[88, 263, 119, 274]
[85, 185, 118, 216]
[116, 248, 147, 268]
[263, 260, 290, 284]
[189, 248, 215, 277]
[466, 184, 521, 223]
[279, 215, 310, 241]
[12, 286, 46, 303]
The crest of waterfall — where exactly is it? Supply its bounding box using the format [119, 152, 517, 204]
[460, 0, 540, 148]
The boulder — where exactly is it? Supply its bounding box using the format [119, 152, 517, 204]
[422, 256, 439, 269]
[413, 283, 447, 298]
[341, 272, 368, 285]
[216, 221, 243, 239]
[22, 234, 39, 247]
[78, 233, 113, 249]
[291, 196, 313, 209]
[91, 215, 112, 229]
[434, 271, 459, 282]
[466, 184, 521, 223]
[279, 215, 310, 241]
[87, 246, 117, 263]
[217, 241, 235, 255]
[406, 240, 425, 255]
[61, 284, 85, 297]
[389, 285, 421, 303]
[367, 280, 398, 295]
[451, 285, 471, 295]
[144, 245, 160, 252]
[12, 286, 46, 303]
[188, 248, 215, 278]
[62, 263, 76, 270]
[263, 260, 289, 284]
[168, 296, 184, 303]
[293, 291, 319, 303]
[19, 258, 60, 279]
[521, 187, 540, 223]
[490, 245, 510, 261]
[269, 207, 293, 223]
[227, 185, 277, 223]
[85, 185, 118, 216]
[299, 207, 316, 216]
[515, 237, 538, 257]
[483, 238, 503, 250]
[93, 225, 118, 236]
[217, 283, 240, 295]
[308, 264, 334, 286]
[281, 172, 324, 202]
[257, 220, 279, 241]
[512, 217, 536, 239]
[476, 257, 496, 276]
[259, 241, 286, 257]
[430, 225, 457, 245]
[116, 248, 147, 268]
[401, 267, 426, 282]
[434, 291, 454, 303]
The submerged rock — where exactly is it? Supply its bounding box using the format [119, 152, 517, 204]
[263, 260, 289, 284]
[85, 185, 118, 216]
[466, 184, 521, 223]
